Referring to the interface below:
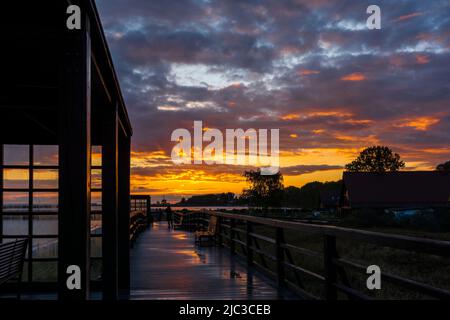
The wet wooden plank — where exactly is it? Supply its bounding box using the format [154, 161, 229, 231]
[130, 223, 298, 300]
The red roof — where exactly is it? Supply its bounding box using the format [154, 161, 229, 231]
[342, 171, 450, 208]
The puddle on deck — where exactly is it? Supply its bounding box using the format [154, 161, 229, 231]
[130, 223, 298, 300]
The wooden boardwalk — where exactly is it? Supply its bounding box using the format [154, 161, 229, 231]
[130, 223, 298, 300]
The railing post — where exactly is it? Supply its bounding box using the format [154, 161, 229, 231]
[246, 221, 253, 266]
[276, 227, 285, 287]
[146, 196, 151, 227]
[230, 218, 236, 255]
[324, 235, 338, 300]
[217, 216, 223, 247]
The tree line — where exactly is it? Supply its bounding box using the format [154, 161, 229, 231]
[243, 146, 450, 210]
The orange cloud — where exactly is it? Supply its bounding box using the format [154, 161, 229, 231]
[343, 119, 373, 125]
[334, 134, 380, 145]
[334, 135, 359, 142]
[341, 72, 366, 81]
[299, 69, 320, 76]
[281, 113, 301, 120]
[415, 54, 430, 64]
[397, 117, 440, 131]
[421, 148, 450, 155]
[307, 111, 352, 117]
[281, 110, 361, 121]
[290, 134, 298, 138]
[396, 12, 422, 22]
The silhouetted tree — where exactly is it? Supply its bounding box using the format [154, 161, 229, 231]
[242, 169, 284, 210]
[283, 181, 342, 209]
[345, 146, 405, 172]
[179, 193, 237, 206]
[436, 161, 450, 172]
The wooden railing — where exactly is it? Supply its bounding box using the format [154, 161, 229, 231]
[198, 211, 450, 300]
[173, 211, 210, 230]
[129, 210, 148, 246]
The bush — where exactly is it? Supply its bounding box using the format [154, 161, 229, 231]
[341, 208, 450, 232]
[341, 208, 397, 228]
[401, 209, 450, 232]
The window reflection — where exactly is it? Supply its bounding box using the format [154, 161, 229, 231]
[91, 169, 102, 190]
[33, 169, 58, 189]
[3, 192, 29, 212]
[92, 146, 102, 167]
[3, 145, 29, 165]
[33, 192, 58, 212]
[34, 145, 58, 166]
[1, 144, 61, 284]
[3, 169, 29, 189]
[91, 192, 102, 212]
[2, 215, 28, 235]
[32, 239, 58, 258]
[33, 215, 58, 235]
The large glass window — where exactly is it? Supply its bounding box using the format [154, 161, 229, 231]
[1, 144, 103, 284]
[90, 146, 102, 281]
[1, 145, 59, 283]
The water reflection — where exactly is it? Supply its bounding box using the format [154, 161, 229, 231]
[173, 250, 203, 263]
[131, 224, 294, 299]
[173, 233, 188, 241]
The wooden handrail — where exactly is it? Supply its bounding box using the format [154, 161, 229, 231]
[129, 210, 148, 246]
[210, 211, 450, 257]
[200, 210, 450, 300]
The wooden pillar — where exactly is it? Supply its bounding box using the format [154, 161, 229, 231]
[275, 228, 285, 286]
[118, 128, 131, 297]
[0, 144, 3, 243]
[217, 217, 223, 247]
[58, 12, 91, 300]
[146, 196, 151, 227]
[102, 102, 119, 300]
[324, 235, 338, 300]
[246, 221, 253, 266]
[230, 219, 236, 255]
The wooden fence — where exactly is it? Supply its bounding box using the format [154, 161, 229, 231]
[175, 210, 450, 300]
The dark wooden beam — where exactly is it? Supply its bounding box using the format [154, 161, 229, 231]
[118, 129, 131, 296]
[58, 11, 91, 300]
[0, 144, 3, 243]
[92, 52, 112, 104]
[102, 102, 119, 300]
[86, 0, 132, 137]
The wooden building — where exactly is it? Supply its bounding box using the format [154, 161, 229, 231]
[0, 1, 132, 300]
[340, 171, 450, 209]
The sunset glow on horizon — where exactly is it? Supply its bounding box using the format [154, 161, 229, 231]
[94, 0, 450, 202]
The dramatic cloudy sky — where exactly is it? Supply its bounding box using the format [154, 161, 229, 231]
[95, 0, 450, 202]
